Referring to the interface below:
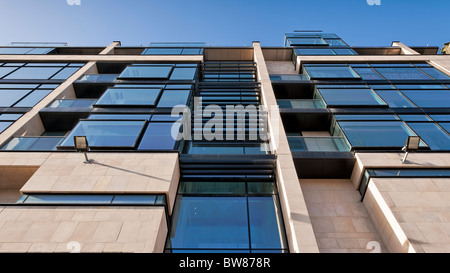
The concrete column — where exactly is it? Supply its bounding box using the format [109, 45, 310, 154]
[253, 42, 319, 253]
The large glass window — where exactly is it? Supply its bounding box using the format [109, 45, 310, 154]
[418, 67, 450, 80]
[0, 67, 17, 78]
[169, 67, 197, 80]
[352, 68, 384, 80]
[375, 90, 416, 108]
[0, 90, 31, 107]
[317, 88, 386, 107]
[374, 67, 432, 80]
[407, 122, 450, 150]
[138, 122, 180, 150]
[338, 121, 417, 148]
[119, 65, 173, 79]
[402, 90, 450, 108]
[157, 90, 190, 107]
[288, 37, 327, 46]
[14, 89, 53, 108]
[59, 120, 146, 149]
[95, 88, 162, 106]
[304, 65, 360, 79]
[4, 67, 62, 80]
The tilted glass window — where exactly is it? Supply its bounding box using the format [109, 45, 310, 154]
[0, 121, 13, 133]
[0, 67, 17, 78]
[374, 67, 432, 80]
[398, 115, 431, 122]
[95, 88, 162, 106]
[0, 90, 31, 107]
[439, 123, 450, 134]
[13, 89, 53, 108]
[169, 67, 197, 80]
[402, 90, 450, 108]
[87, 114, 151, 120]
[138, 122, 180, 150]
[1, 137, 64, 151]
[295, 48, 335, 55]
[4, 67, 63, 80]
[418, 67, 450, 80]
[119, 65, 173, 79]
[352, 68, 384, 80]
[430, 115, 450, 122]
[407, 122, 450, 150]
[59, 120, 146, 148]
[317, 88, 386, 107]
[338, 121, 417, 148]
[334, 114, 399, 121]
[157, 90, 191, 107]
[375, 90, 416, 108]
[288, 37, 327, 46]
[304, 65, 360, 79]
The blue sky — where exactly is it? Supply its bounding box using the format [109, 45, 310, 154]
[0, 0, 448, 49]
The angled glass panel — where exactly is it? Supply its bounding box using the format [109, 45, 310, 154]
[181, 48, 202, 55]
[374, 67, 432, 80]
[0, 47, 31, 54]
[2, 137, 63, 151]
[119, 65, 173, 79]
[0, 90, 30, 107]
[47, 99, 95, 108]
[0, 121, 13, 133]
[60, 120, 145, 148]
[87, 114, 151, 120]
[23, 195, 113, 204]
[112, 195, 156, 204]
[0, 67, 17, 78]
[0, 114, 23, 121]
[402, 90, 450, 108]
[169, 67, 197, 80]
[323, 39, 347, 46]
[369, 169, 450, 177]
[334, 114, 399, 121]
[138, 122, 179, 150]
[407, 122, 450, 150]
[26, 48, 54, 54]
[369, 84, 395, 90]
[287, 37, 327, 46]
[248, 196, 286, 250]
[143, 48, 183, 55]
[352, 68, 384, 80]
[430, 115, 450, 122]
[304, 66, 360, 79]
[398, 115, 431, 121]
[338, 121, 416, 148]
[14, 89, 52, 108]
[4, 67, 62, 80]
[51, 67, 80, 80]
[318, 88, 386, 106]
[288, 137, 350, 152]
[375, 90, 416, 108]
[157, 90, 190, 107]
[418, 67, 450, 80]
[295, 48, 335, 55]
[333, 48, 357, 55]
[95, 88, 161, 106]
[439, 123, 450, 134]
[169, 196, 250, 250]
[395, 84, 447, 90]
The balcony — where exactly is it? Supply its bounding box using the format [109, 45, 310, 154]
[278, 99, 326, 109]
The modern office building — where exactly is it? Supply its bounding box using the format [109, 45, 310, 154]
[0, 32, 449, 253]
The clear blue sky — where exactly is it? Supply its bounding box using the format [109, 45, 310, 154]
[0, 0, 448, 49]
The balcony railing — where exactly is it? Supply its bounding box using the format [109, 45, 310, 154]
[47, 99, 97, 109]
[277, 99, 326, 109]
[288, 136, 350, 152]
[1, 137, 64, 151]
[76, 74, 119, 83]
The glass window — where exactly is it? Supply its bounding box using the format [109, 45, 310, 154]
[138, 122, 179, 150]
[179, 182, 246, 195]
[295, 48, 335, 55]
[0, 48, 31, 54]
[375, 90, 416, 108]
[374, 67, 432, 80]
[334, 114, 399, 121]
[169, 196, 250, 250]
[439, 123, 450, 134]
[169, 67, 197, 80]
[0, 121, 13, 133]
[47, 99, 95, 108]
[418, 67, 450, 80]
[352, 68, 384, 80]
[157, 90, 190, 107]
[151, 114, 183, 121]
[1, 137, 63, 151]
[23, 195, 113, 204]
[0, 89, 30, 107]
[4, 67, 62, 80]
[51, 67, 80, 80]
[398, 115, 431, 121]
[407, 122, 450, 150]
[87, 114, 151, 120]
[318, 88, 386, 106]
[181, 48, 202, 55]
[14, 89, 52, 108]
[394, 84, 447, 89]
[338, 121, 416, 148]
[402, 90, 450, 108]
[0, 114, 23, 121]
[112, 195, 156, 204]
[60, 120, 145, 148]
[248, 196, 285, 249]
[288, 38, 327, 46]
[304, 65, 360, 79]
[143, 48, 183, 55]
[369, 84, 395, 90]
[430, 115, 450, 122]
[323, 39, 347, 46]
[95, 88, 161, 106]
[333, 48, 357, 55]
[119, 65, 173, 79]
[0, 67, 17, 78]
[26, 48, 54, 54]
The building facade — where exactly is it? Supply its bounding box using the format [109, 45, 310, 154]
[0, 33, 449, 253]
